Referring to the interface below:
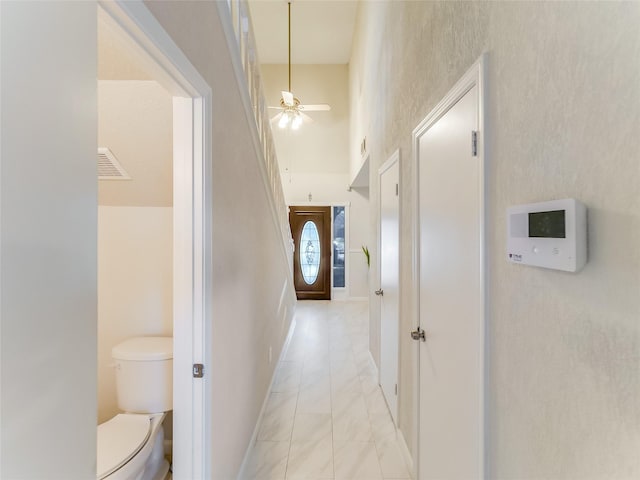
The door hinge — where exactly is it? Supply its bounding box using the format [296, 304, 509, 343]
[471, 131, 478, 157]
[193, 363, 204, 378]
[395, 183, 399, 196]
[395, 383, 398, 396]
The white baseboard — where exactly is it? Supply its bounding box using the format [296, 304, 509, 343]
[236, 306, 297, 480]
[397, 428, 414, 479]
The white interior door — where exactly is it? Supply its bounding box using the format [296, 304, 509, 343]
[416, 63, 485, 479]
[379, 152, 400, 424]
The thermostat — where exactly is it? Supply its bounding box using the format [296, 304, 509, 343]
[507, 198, 587, 272]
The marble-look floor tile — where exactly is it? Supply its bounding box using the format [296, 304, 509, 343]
[330, 359, 358, 379]
[366, 387, 390, 415]
[291, 413, 332, 444]
[354, 352, 378, 377]
[369, 412, 396, 443]
[245, 301, 391, 480]
[351, 343, 370, 357]
[374, 435, 411, 479]
[286, 438, 334, 479]
[265, 391, 299, 416]
[258, 392, 297, 442]
[283, 344, 307, 363]
[272, 361, 303, 393]
[331, 391, 367, 416]
[258, 412, 295, 442]
[359, 375, 380, 397]
[301, 360, 330, 383]
[244, 441, 289, 480]
[332, 407, 373, 443]
[331, 371, 362, 394]
[329, 336, 352, 352]
[333, 442, 383, 480]
[297, 381, 332, 414]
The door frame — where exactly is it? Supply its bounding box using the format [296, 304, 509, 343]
[98, 2, 213, 478]
[378, 149, 400, 424]
[411, 54, 487, 479]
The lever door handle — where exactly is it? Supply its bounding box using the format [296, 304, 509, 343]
[374, 289, 384, 296]
[410, 327, 426, 342]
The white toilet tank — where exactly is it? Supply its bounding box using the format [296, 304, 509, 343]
[112, 337, 173, 413]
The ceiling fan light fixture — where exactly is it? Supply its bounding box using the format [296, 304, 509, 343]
[278, 112, 291, 129]
[291, 113, 303, 130]
[269, 1, 330, 129]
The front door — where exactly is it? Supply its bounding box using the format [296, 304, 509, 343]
[289, 206, 331, 300]
[416, 68, 485, 478]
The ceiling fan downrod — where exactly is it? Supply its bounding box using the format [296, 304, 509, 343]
[288, 0, 292, 93]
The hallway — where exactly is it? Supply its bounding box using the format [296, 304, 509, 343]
[244, 301, 411, 480]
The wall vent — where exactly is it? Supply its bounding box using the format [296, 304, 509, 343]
[98, 147, 131, 180]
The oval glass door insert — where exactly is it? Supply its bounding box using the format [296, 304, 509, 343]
[300, 221, 321, 284]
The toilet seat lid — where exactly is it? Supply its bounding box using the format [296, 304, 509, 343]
[97, 414, 151, 479]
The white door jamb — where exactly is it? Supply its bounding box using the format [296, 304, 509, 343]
[378, 149, 400, 424]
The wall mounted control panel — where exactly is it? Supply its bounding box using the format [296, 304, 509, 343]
[507, 198, 587, 272]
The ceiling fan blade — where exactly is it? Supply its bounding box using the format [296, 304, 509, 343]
[299, 104, 331, 112]
[300, 112, 314, 124]
[268, 106, 284, 110]
[282, 91, 295, 106]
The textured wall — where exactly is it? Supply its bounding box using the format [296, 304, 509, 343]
[350, 2, 640, 478]
[144, 2, 297, 478]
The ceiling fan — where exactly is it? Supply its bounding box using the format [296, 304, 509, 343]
[270, 0, 331, 130]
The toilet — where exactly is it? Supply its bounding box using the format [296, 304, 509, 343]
[97, 337, 173, 480]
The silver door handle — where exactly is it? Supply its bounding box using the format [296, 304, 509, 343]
[375, 289, 384, 296]
[410, 327, 426, 342]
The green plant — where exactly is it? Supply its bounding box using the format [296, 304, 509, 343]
[362, 245, 370, 268]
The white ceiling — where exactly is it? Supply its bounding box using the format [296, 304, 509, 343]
[248, 0, 358, 65]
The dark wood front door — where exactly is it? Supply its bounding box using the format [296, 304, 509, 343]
[289, 206, 331, 300]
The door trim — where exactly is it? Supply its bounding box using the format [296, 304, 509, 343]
[378, 148, 400, 424]
[411, 53, 486, 479]
[98, 2, 213, 478]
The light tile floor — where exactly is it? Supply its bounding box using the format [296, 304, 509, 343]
[243, 300, 412, 480]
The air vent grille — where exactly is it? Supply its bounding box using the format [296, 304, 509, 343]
[98, 148, 131, 180]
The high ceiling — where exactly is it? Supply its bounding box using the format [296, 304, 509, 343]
[248, 0, 358, 65]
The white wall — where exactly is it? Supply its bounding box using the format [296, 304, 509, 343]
[350, 2, 640, 478]
[0, 2, 97, 478]
[143, 3, 297, 478]
[97, 207, 173, 423]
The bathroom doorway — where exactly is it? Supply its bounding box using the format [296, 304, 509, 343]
[97, 3, 212, 477]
